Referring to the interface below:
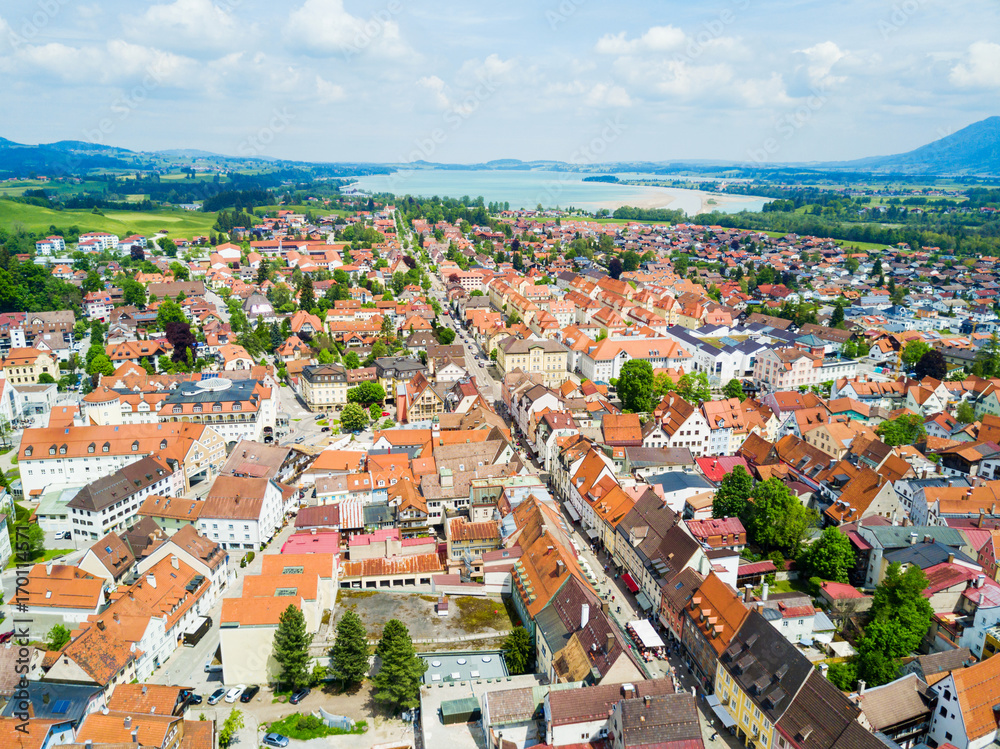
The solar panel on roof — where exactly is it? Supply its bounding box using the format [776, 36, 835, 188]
[719, 336, 740, 347]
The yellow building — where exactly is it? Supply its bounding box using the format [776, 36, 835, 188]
[1, 347, 60, 385]
[496, 336, 568, 389]
[300, 363, 348, 412]
[714, 611, 814, 748]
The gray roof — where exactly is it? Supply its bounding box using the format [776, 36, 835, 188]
[1, 681, 103, 724]
[67, 455, 171, 513]
[856, 673, 934, 732]
[645, 471, 712, 494]
[616, 693, 701, 745]
[863, 525, 968, 550]
[163, 377, 260, 403]
[884, 541, 976, 569]
[624, 446, 694, 468]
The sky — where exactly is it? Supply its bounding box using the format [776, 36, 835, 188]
[1, 0, 998, 165]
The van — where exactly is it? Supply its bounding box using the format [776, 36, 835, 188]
[204, 660, 223, 673]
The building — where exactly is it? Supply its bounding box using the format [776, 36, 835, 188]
[300, 363, 349, 413]
[17, 563, 107, 638]
[67, 455, 180, 546]
[1, 347, 59, 385]
[197, 475, 287, 551]
[926, 654, 1000, 749]
[496, 337, 569, 389]
[17, 422, 227, 497]
[159, 376, 277, 444]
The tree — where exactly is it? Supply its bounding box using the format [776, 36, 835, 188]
[369, 403, 382, 421]
[317, 348, 336, 365]
[622, 251, 641, 273]
[712, 465, 753, 519]
[82, 271, 103, 293]
[900, 339, 931, 368]
[372, 619, 426, 709]
[722, 379, 746, 401]
[797, 528, 853, 583]
[652, 372, 675, 399]
[744, 478, 816, 556]
[502, 627, 534, 675]
[608, 257, 623, 280]
[298, 275, 314, 311]
[371, 340, 389, 359]
[436, 327, 456, 345]
[876, 414, 926, 447]
[219, 709, 244, 749]
[46, 624, 71, 651]
[37, 373, 56, 384]
[256, 260, 270, 286]
[348, 382, 386, 406]
[156, 299, 186, 329]
[272, 604, 313, 690]
[344, 351, 361, 369]
[677, 372, 711, 404]
[165, 322, 196, 364]
[914, 349, 946, 381]
[956, 400, 976, 424]
[617, 359, 654, 413]
[828, 303, 845, 328]
[87, 354, 114, 377]
[341, 403, 368, 433]
[329, 610, 369, 688]
[122, 279, 147, 308]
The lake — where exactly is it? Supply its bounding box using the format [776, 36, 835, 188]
[347, 169, 769, 216]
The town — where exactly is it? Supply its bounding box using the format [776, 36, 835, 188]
[4, 193, 1000, 749]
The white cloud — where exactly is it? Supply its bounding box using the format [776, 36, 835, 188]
[417, 75, 451, 109]
[315, 75, 346, 103]
[284, 0, 411, 58]
[797, 41, 846, 88]
[595, 26, 686, 55]
[16, 40, 196, 87]
[585, 82, 631, 108]
[950, 41, 1000, 88]
[122, 0, 242, 54]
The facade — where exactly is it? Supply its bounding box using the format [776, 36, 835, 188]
[300, 363, 349, 412]
[496, 337, 569, 389]
[160, 377, 277, 444]
[1, 347, 59, 385]
[197, 475, 286, 551]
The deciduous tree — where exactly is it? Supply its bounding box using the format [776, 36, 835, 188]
[340, 403, 368, 433]
[617, 359, 654, 413]
[712, 465, 753, 520]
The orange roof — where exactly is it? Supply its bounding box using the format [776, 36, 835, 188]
[0, 718, 57, 749]
[107, 683, 186, 715]
[340, 552, 443, 578]
[76, 711, 180, 746]
[21, 564, 104, 610]
[953, 655, 1000, 740]
[688, 572, 750, 655]
[449, 517, 501, 542]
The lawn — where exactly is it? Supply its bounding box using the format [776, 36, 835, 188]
[0, 199, 219, 239]
[266, 713, 367, 739]
[5, 548, 73, 570]
[454, 596, 512, 634]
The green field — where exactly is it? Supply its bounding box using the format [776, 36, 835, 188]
[0, 199, 219, 239]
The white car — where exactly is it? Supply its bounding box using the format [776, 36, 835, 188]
[224, 685, 246, 703]
[54, 531, 71, 540]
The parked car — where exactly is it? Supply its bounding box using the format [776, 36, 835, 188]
[262, 735, 290, 748]
[289, 687, 310, 704]
[204, 660, 222, 673]
[54, 531, 71, 540]
[239, 685, 260, 703]
[207, 688, 227, 705]
[224, 685, 245, 703]
[314, 413, 325, 420]
[180, 690, 202, 706]
[320, 426, 330, 432]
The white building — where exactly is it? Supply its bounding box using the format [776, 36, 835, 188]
[197, 474, 286, 551]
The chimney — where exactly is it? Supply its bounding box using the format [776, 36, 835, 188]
[170, 555, 179, 570]
[643, 695, 651, 707]
[124, 716, 132, 729]
[96, 621, 105, 631]
[45, 561, 53, 576]
[311, 528, 317, 535]
[745, 583, 753, 600]
[978, 574, 987, 588]
[146, 574, 157, 589]
[113, 612, 120, 623]
[131, 728, 139, 744]
[556, 560, 565, 574]
[947, 553, 955, 564]
[142, 685, 147, 695]
[980, 512, 986, 529]
[909, 532, 918, 545]
[607, 633, 614, 654]
[924, 535, 933, 544]
[762, 583, 769, 601]
[581, 604, 590, 630]
[857, 680, 866, 696]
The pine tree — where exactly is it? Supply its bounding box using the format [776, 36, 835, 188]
[271, 604, 313, 690]
[330, 610, 370, 687]
[372, 619, 426, 709]
[298, 275, 315, 311]
[502, 627, 533, 675]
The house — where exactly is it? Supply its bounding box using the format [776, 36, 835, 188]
[496, 336, 569, 389]
[16, 562, 107, 639]
[855, 673, 936, 748]
[925, 654, 1000, 749]
[196, 475, 287, 551]
[681, 571, 749, 691]
[1, 347, 59, 385]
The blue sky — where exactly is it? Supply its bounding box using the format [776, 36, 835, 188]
[1, 0, 997, 164]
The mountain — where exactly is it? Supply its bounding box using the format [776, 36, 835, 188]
[830, 116, 1000, 175]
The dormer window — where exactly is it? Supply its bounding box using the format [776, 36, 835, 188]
[59, 445, 67, 455]
[213, 403, 222, 412]
[49, 446, 56, 456]
[103, 442, 110, 452]
[25, 446, 32, 457]
[160, 440, 167, 450]
[172, 405, 182, 414]
[131, 441, 139, 451]
[233, 403, 241, 411]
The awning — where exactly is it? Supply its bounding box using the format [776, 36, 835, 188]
[635, 592, 653, 612]
[706, 695, 736, 729]
[628, 619, 664, 647]
[585, 528, 600, 540]
[565, 504, 581, 522]
[622, 572, 640, 594]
